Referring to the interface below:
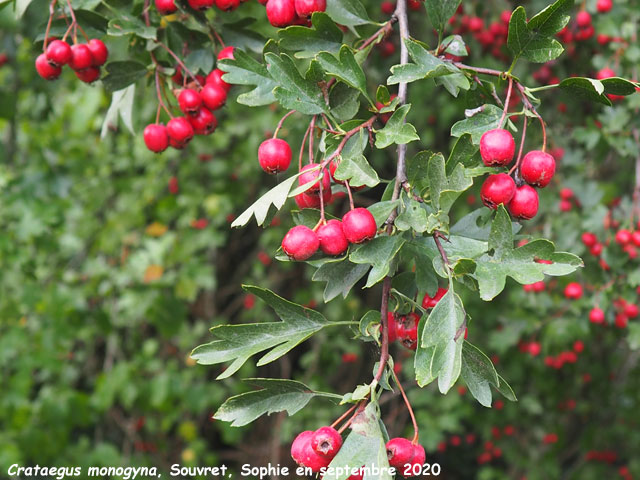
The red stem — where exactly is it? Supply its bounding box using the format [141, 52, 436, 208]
[157, 41, 202, 87]
[308, 116, 316, 164]
[391, 367, 419, 444]
[155, 69, 174, 119]
[509, 116, 528, 175]
[499, 76, 513, 127]
[43, 0, 58, 51]
[273, 110, 296, 138]
[345, 181, 355, 211]
[298, 120, 313, 171]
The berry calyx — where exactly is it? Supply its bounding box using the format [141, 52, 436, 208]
[201, 83, 227, 111]
[589, 307, 605, 324]
[479, 129, 515, 167]
[299, 163, 330, 192]
[386, 438, 415, 469]
[178, 88, 203, 115]
[266, 0, 296, 27]
[69, 44, 94, 71]
[311, 426, 342, 458]
[480, 173, 516, 209]
[45, 40, 72, 66]
[35, 54, 62, 80]
[155, 0, 178, 14]
[520, 150, 556, 188]
[87, 39, 109, 67]
[316, 220, 349, 256]
[144, 124, 169, 153]
[294, 0, 326, 18]
[282, 225, 319, 261]
[564, 282, 583, 300]
[342, 208, 377, 244]
[258, 138, 292, 174]
[167, 117, 195, 149]
[507, 185, 539, 220]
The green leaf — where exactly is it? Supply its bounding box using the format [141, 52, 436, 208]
[329, 83, 361, 122]
[101, 61, 148, 93]
[450, 104, 503, 144]
[323, 403, 392, 480]
[350, 236, 406, 288]
[474, 206, 583, 300]
[558, 77, 611, 106]
[368, 200, 401, 227]
[214, 379, 339, 426]
[395, 198, 429, 233]
[601, 77, 639, 96]
[184, 49, 214, 75]
[428, 153, 473, 213]
[317, 45, 373, 106]
[278, 12, 343, 58]
[219, 50, 277, 106]
[388, 38, 461, 85]
[265, 53, 328, 114]
[231, 173, 301, 228]
[191, 286, 345, 379]
[375, 105, 419, 148]
[334, 155, 380, 188]
[434, 73, 471, 97]
[406, 151, 431, 194]
[325, 0, 372, 28]
[101, 85, 135, 138]
[447, 134, 479, 171]
[496, 374, 517, 401]
[527, 0, 574, 36]
[425, 0, 462, 37]
[107, 15, 156, 40]
[460, 342, 499, 407]
[312, 259, 370, 302]
[441, 34, 468, 56]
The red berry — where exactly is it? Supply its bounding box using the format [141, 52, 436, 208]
[282, 225, 319, 260]
[596, 0, 613, 13]
[596, 67, 616, 80]
[386, 438, 415, 469]
[564, 282, 583, 300]
[69, 44, 94, 71]
[480, 173, 516, 209]
[258, 138, 292, 174]
[576, 10, 592, 28]
[215, 0, 240, 10]
[615, 229, 632, 245]
[87, 39, 108, 67]
[507, 185, 539, 220]
[624, 303, 639, 318]
[479, 129, 516, 167]
[407, 0, 423, 11]
[45, 40, 72, 66]
[342, 208, 377, 244]
[405, 444, 426, 477]
[75, 67, 101, 83]
[206, 68, 232, 91]
[35, 53, 62, 80]
[387, 312, 398, 343]
[294, 189, 332, 209]
[311, 426, 342, 459]
[381, 1, 395, 15]
[291, 431, 330, 471]
[217, 46, 235, 61]
[155, 0, 178, 14]
[581, 232, 598, 247]
[299, 163, 330, 192]
[316, 220, 348, 256]
[144, 124, 169, 153]
[573, 340, 584, 353]
[266, 0, 296, 27]
[291, 431, 314, 465]
[168, 176, 179, 194]
[631, 231, 640, 247]
[422, 287, 447, 309]
[528, 342, 541, 356]
[560, 188, 573, 200]
[166, 117, 194, 149]
[396, 313, 419, 350]
[347, 469, 364, 480]
[500, 10, 511, 23]
[294, 0, 326, 18]
[178, 88, 202, 115]
[615, 314, 628, 328]
[589, 307, 605, 324]
[200, 83, 227, 111]
[188, 107, 217, 135]
[520, 150, 556, 188]
[187, 0, 215, 10]
[469, 16, 484, 32]
[590, 243, 603, 256]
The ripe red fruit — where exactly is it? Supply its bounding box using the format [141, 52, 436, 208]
[528, 342, 541, 356]
[480, 173, 516, 209]
[386, 438, 414, 469]
[342, 208, 377, 244]
[294, 189, 332, 209]
[266, 0, 296, 27]
[405, 444, 426, 477]
[35, 54, 62, 80]
[87, 39, 108, 67]
[479, 129, 516, 166]
[615, 229, 632, 245]
[200, 83, 227, 111]
[573, 340, 584, 353]
[155, 0, 178, 14]
[560, 188, 573, 200]
[590, 243, 603, 256]
[188, 107, 217, 135]
[520, 150, 556, 188]
[143, 124, 169, 153]
[166, 117, 195, 149]
[615, 314, 628, 328]
[316, 220, 348, 256]
[589, 307, 605, 324]
[631, 231, 640, 247]
[187, 0, 215, 10]
[387, 312, 398, 343]
[291, 431, 330, 471]
[381, 1, 395, 14]
[508, 185, 539, 220]
[206, 68, 232, 92]
[624, 303, 639, 318]
[178, 89, 202, 115]
[69, 44, 94, 71]
[407, 0, 423, 11]
[576, 10, 592, 27]
[168, 176, 179, 194]
[596, 0, 613, 13]
[581, 232, 597, 247]
[299, 163, 330, 192]
[422, 287, 447, 309]
[294, 0, 326, 17]
[469, 16, 484, 32]
[596, 67, 616, 80]
[259, 138, 292, 174]
[311, 426, 342, 458]
[396, 313, 419, 350]
[45, 40, 72, 66]
[215, 0, 240, 10]
[282, 225, 319, 261]
[75, 67, 101, 83]
[564, 282, 583, 300]
[217, 46, 235, 61]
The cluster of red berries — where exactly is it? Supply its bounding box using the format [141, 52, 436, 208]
[143, 47, 234, 153]
[447, 6, 511, 61]
[543, 340, 584, 369]
[35, 38, 108, 83]
[155, 0, 242, 14]
[522, 281, 545, 293]
[476, 439, 504, 465]
[479, 128, 556, 220]
[585, 449, 618, 464]
[582, 224, 640, 265]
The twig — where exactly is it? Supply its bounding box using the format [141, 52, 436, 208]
[499, 76, 513, 127]
[43, 0, 58, 51]
[390, 367, 419, 443]
[273, 110, 296, 138]
[509, 116, 528, 175]
[433, 231, 450, 267]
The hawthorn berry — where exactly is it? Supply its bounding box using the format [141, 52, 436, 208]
[168, 176, 179, 194]
[381, 1, 395, 15]
[294, 0, 326, 18]
[560, 188, 573, 200]
[217, 46, 235, 61]
[311, 426, 342, 458]
[520, 150, 556, 188]
[564, 282, 583, 300]
[480, 173, 516, 209]
[45, 40, 72, 66]
[282, 225, 319, 261]
[35, 54, 62, 80]
[596, 0, 613, 13]
[589, 307, 605, 324]
[590, 243, 603, 256]
[387, 312, 398, 343]
[576, 10, 592, 28]
[187, 0, 215, 10]
[508, 185, 539, 220]
[386, 438, 415, 469]
[200, 83, 227, 111]
[143, 124, 169, 153]
[405, 444, 426, 477]
[479, 129, 515, 166]
[188, 107, 217, 135]
[407, 0, 423, 11]
[615, 229, 632, 245]
[316, 220, 349, 256]
[596, 67, 616, 80]
[291, 431, 330, 472]
[74, 67, 101, 83]
[69, 44, 94, 71]
[166, 117, 195, 149]
[258, 138, 292, 174]
[422, 287, 447, 309]
[178, 89, 202, 115]
[624, 303, 639, 319]
[294, 189, 332, 209]
[342, 208, 377, 244]
[87, 39, 109, 67]
[581, 232, 598, 247]
[155, 0, 178, 14]
[614, 314, 628, 329]
[215, 0, 240, 10]
[299, 163, 330, 192]
[206, 69, 232, 91]
[396, 313, 419, 350]
[266, 0, 296, 27]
